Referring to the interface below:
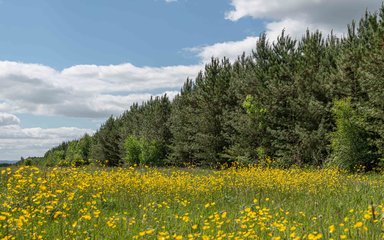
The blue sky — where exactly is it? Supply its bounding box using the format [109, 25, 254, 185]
[0, 0, 380, 160]
[0, 0, 262, 69]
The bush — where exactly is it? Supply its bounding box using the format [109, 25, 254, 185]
[123, 135, 163, 166]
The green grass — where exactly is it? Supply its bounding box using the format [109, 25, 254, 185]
[0, 166, 384, 239]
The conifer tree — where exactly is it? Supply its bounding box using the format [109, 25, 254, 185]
[193, 58, 233, 166]
[168, 78, 199, 165]
[97, 116, 122, 166]
[358, 9, 384, 161]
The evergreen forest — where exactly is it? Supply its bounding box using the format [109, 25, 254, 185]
[23, 6, 384, 172]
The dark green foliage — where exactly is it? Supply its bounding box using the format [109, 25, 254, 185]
[222, 36, 273, 164]
[192, 58, 234, 166]
[259, 32, 298, 166]
[94, 116, 122, 166]
[286, 31, 336, 166]
[169, 58, 236, 167]
[358, 9, 384, 161]
[168, 79, 199, 165]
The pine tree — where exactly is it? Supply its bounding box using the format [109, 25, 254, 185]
[168, 78, 199, 165]
[193, 58, 233, 166]
[288, 30, 336, 165]
[260, 32, 298, 166]
[358, 9, 384, 161]
[97, 116, 122, 166]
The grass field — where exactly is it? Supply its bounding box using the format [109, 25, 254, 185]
[1, 165, 384, 239]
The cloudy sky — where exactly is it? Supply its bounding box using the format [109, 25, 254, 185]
[0, 0, 381, 161]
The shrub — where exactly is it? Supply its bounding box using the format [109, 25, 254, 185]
[123, 135, 163, 166]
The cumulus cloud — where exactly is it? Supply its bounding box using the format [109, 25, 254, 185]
[0, 61, 201, 118]
[0, 115, 93, 160]
[0, 113, 20, 126]
[226, 0, 381, 39]
[189, 0, 381, 63]
[0, 60, 201, 160]
[0, 125, 92, 140]
[187, 36, 258, 63]
[0, 126, 94, 160]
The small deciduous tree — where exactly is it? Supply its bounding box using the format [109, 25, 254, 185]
[329, 98, 375, 171]
[123, 135, 163, 166]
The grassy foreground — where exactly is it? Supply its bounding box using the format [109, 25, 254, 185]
[1, 166, 384, 239]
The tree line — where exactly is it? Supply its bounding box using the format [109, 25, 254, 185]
[23, 6, 384, 171]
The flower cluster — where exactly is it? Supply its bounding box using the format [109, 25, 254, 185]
[0, 166, 383, 239]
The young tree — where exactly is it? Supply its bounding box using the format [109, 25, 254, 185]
[329, 98, 375, 171]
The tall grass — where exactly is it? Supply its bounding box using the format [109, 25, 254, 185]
[0, 166, 383, 239]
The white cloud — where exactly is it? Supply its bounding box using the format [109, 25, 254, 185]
[226, 0, 381, 39]
[0, 61, 201, 118]
[0, 113, 20, 126]
[0, 125, 92, 140]
[264, 18, 335, 42]
[0, 60, 202, 160]
[0, 113, 94, 160]
[0, 117, 93, 160]
[165, 0, 177, 2]
[185, 0, 381, 64]
[187, 36, 258, 63]
[61, 63, 201, 93]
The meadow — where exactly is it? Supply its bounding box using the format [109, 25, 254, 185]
[1, 165, 384, 240]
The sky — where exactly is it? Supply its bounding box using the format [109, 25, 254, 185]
[0, 0, 381, 161]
